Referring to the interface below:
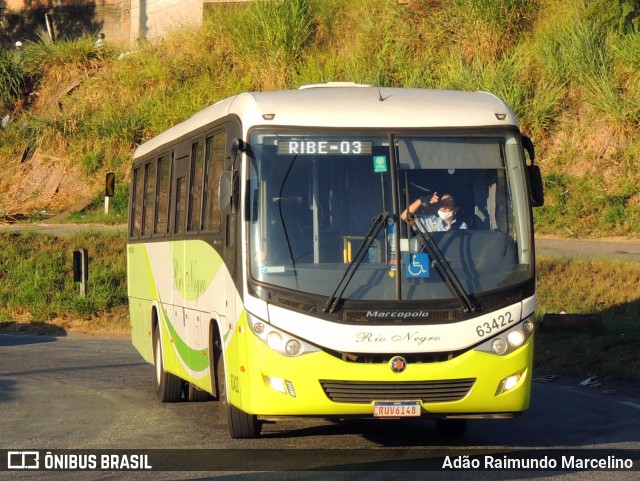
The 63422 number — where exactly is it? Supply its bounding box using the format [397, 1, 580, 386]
[475, 311, 513, 337]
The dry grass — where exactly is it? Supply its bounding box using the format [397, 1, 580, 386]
[0, 305, 130, 335]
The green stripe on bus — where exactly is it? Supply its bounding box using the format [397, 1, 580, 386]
[160, 306, 210, 373]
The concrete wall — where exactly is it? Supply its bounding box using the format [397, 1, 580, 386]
[1, 0, 131, 46]
[129, 0, 202, 44]
[0, 0, 245, 47]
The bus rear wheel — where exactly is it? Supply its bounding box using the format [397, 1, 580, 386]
[154, 326, 183, 402]
[187, 382, 211, 402]
[214, 336, 261, 439]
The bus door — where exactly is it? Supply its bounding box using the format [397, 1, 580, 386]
[222, 136, 238, 341]
[165, 154, 190, 373]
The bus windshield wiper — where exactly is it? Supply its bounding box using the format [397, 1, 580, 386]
[323, 212, 388, 313]
[411, 218, 476, 313]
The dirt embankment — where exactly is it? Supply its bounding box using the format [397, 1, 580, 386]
[0, 150, 100, 221]
[1, 75, 105, 221]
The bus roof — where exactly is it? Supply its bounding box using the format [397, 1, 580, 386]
[133, 85, 518, 159]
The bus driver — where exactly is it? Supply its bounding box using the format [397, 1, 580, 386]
[401, 192, 468, 232]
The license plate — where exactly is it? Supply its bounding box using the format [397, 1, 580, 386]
[373, 401, 421, 418]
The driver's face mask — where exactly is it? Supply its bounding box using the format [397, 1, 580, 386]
[438, 209, 454, 221]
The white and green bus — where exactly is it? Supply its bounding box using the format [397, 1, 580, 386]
[127, 83, 544, 438]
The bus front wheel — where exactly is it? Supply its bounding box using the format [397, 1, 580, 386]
[154, 326, 183, 402]
[214, 336, 262, 439]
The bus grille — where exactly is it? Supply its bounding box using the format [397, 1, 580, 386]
[319, 378, 475, 404]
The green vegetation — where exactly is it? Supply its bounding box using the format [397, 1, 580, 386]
[65, 185, 130, 225]
[0, 232, 129, 333]
[0, 47, 23, 110]
[1, 0, 640, 235]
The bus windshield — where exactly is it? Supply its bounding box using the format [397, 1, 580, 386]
[248, 130, 533, 302]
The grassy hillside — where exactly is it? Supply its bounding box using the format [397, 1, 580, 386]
[1, 0, 640, 236]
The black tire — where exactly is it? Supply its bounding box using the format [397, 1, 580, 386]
[213, 333, 261, 438]
[435, 419, 468, 437]
[154, 325, 183, 402]
[187, 382, 211, 402]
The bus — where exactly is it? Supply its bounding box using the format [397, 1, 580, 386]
[127, 83, 544, 438]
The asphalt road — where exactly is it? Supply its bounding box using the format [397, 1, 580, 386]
[535, 236, 640, 262]
[0, 333, 639, 480]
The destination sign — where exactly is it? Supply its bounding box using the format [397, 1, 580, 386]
[278, 140, 372, 155]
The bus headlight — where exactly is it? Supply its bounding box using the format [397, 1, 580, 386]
[266, 331, 283, 350]
[495, 371, 525, 395]
[263, 375, 297, 397]
[248, 312, 319, 357]
[507, 330, 525, 347]
[475, 317, 534, 356]
[285, 339, 302, 356]
[491, 338, 508, 355]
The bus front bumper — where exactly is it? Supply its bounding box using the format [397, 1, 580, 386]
[233, 331, 534, 419]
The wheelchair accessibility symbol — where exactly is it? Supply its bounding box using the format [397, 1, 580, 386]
[405, 253, 430, 278]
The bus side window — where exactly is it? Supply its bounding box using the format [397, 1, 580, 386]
[154, 155, 170, 236]
[201, 131, 226, 232]
[130, 167, 143, 239]
[174, 176, 186, 235]
[142, 161, 156, 236]
[172, 154, 190, 236]
[188, 140, 205, 232]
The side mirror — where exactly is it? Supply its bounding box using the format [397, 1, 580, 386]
[219, 171, 238, 214]
[522, 135, 544, 207]
[522, 135, 535, 163]
[230, 138, 243, 160]
[220, 139, 244, 214]
[528, 164, 544, 207]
